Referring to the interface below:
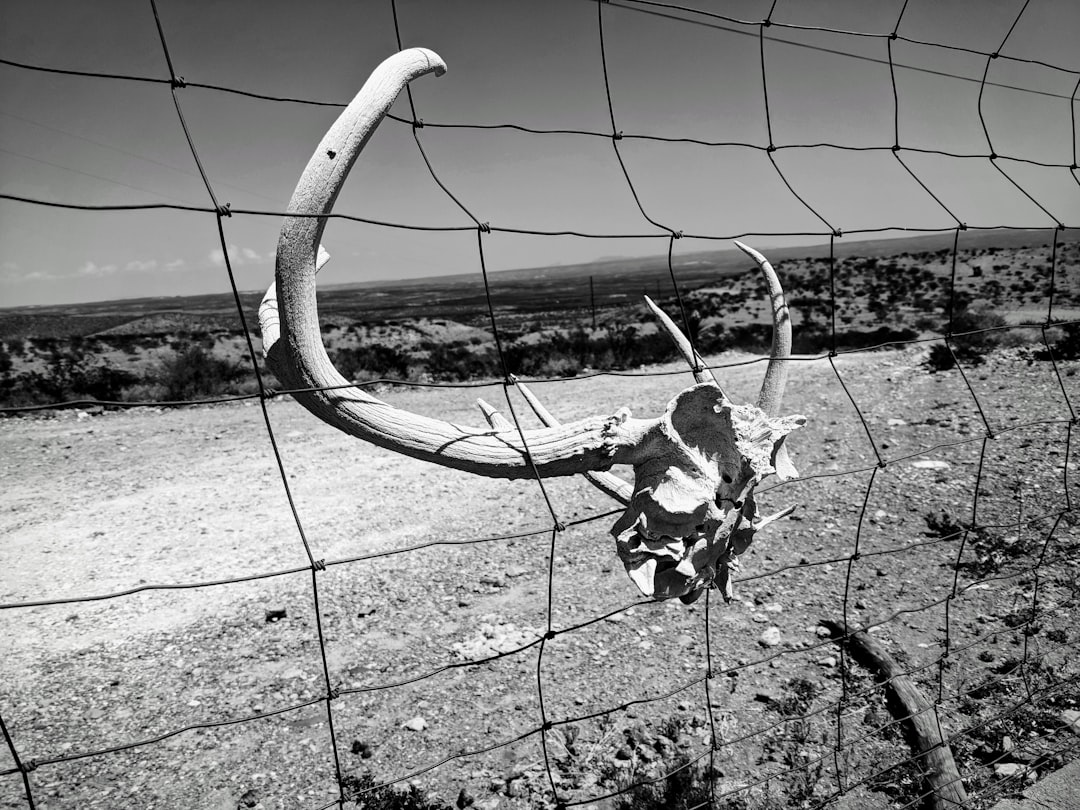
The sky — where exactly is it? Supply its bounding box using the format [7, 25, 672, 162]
[0, 0, 1078, 307]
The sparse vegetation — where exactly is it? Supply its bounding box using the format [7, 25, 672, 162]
[1, 236, 1078, 411]
[152, 342, 248, 401]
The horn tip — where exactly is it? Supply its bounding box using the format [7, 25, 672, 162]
[733, 240, 765, 263]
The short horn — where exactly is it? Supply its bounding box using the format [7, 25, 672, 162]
[642, 296, 721, 390]
[516, 382, 633, 505]
[733, 241, 790, 417]
[260, 50, 655, 479]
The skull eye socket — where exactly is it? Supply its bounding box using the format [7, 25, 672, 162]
[721, 473, 733, 484]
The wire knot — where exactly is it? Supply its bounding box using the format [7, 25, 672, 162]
[22, 760, 37, 773]
[171, 76, 187, 89]
[217, 203, 232, 218]
[478, 221, 491, 233]
[412, 118, 424, 129]
[312, 558, 327, 572]
[671, 229, 683, 239]
[545, 629, 557, 641]
[832, 229, 843, 238]
[554, 521, 566, 533]
[612, 131, 623, 141]
[328, 687, 340, 700]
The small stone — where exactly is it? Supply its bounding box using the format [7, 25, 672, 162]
[759, 626, 782, 647]
[815, 625, 832, 638]
[505, 565, 528, 579]
[912, 459, 950, 470]
[887, 418, 907, 427]
[403, 716, 427, 732]
[1062, 709, 1080, 735]
[819, 656, 837, 668]
[994, 763, 1023, 778]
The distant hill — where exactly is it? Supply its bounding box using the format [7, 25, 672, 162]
[1, 228, 1075, 340]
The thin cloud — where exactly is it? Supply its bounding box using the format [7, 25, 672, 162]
[209, 244, 268, 267]
[0, 257, 186, 284]
[76, 261, 119, 278]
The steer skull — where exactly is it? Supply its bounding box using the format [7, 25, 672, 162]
[259, 49, 805, 604]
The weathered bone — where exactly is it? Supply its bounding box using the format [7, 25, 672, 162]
[515, 382, 632, 505]
[259, 49, 806, 602]
[642, 297, 719, 388]
[476, 398, 513, 431]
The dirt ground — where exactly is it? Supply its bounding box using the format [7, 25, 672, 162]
[1, 346, 1078, 810]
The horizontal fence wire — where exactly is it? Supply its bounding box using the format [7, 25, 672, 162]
[0, 0, 1077, 809]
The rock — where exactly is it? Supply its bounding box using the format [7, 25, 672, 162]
[236, 789, 259, 809]
[754, 689, 781, 705]
[264, 608, 287, 623]
[456, 787, 475, 808]
[887, 418, 907, 427]
[994, 762, 1024, 778]
[403, 716, 427, 732]
[614, 745, 634, 760]
[758, 626, 782, 647]
[504, 565, 528, 579]
[819, 656, 837, 668]
[912, 459, 950, 470]
[1063, 709, 1080, 735]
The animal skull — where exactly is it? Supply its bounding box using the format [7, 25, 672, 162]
[259, 49, 805, 603]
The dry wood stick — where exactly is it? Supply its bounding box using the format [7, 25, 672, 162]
[821, 620, 968, 810]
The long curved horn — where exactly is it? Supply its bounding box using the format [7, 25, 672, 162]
[260, 49, 653, 478]
[733, 241, 791, 417]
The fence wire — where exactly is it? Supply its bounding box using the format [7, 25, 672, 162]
[0, 1, 1078, 809]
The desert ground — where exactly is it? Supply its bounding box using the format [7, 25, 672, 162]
[1, 336, 1078, 809]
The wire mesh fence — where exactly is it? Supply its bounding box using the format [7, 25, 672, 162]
[1, 1, 1078, 809]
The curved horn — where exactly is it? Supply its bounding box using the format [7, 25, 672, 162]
[260, 49, 652, 478]
[733, 241, 791, 417]
[642, 296, 721, 390]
